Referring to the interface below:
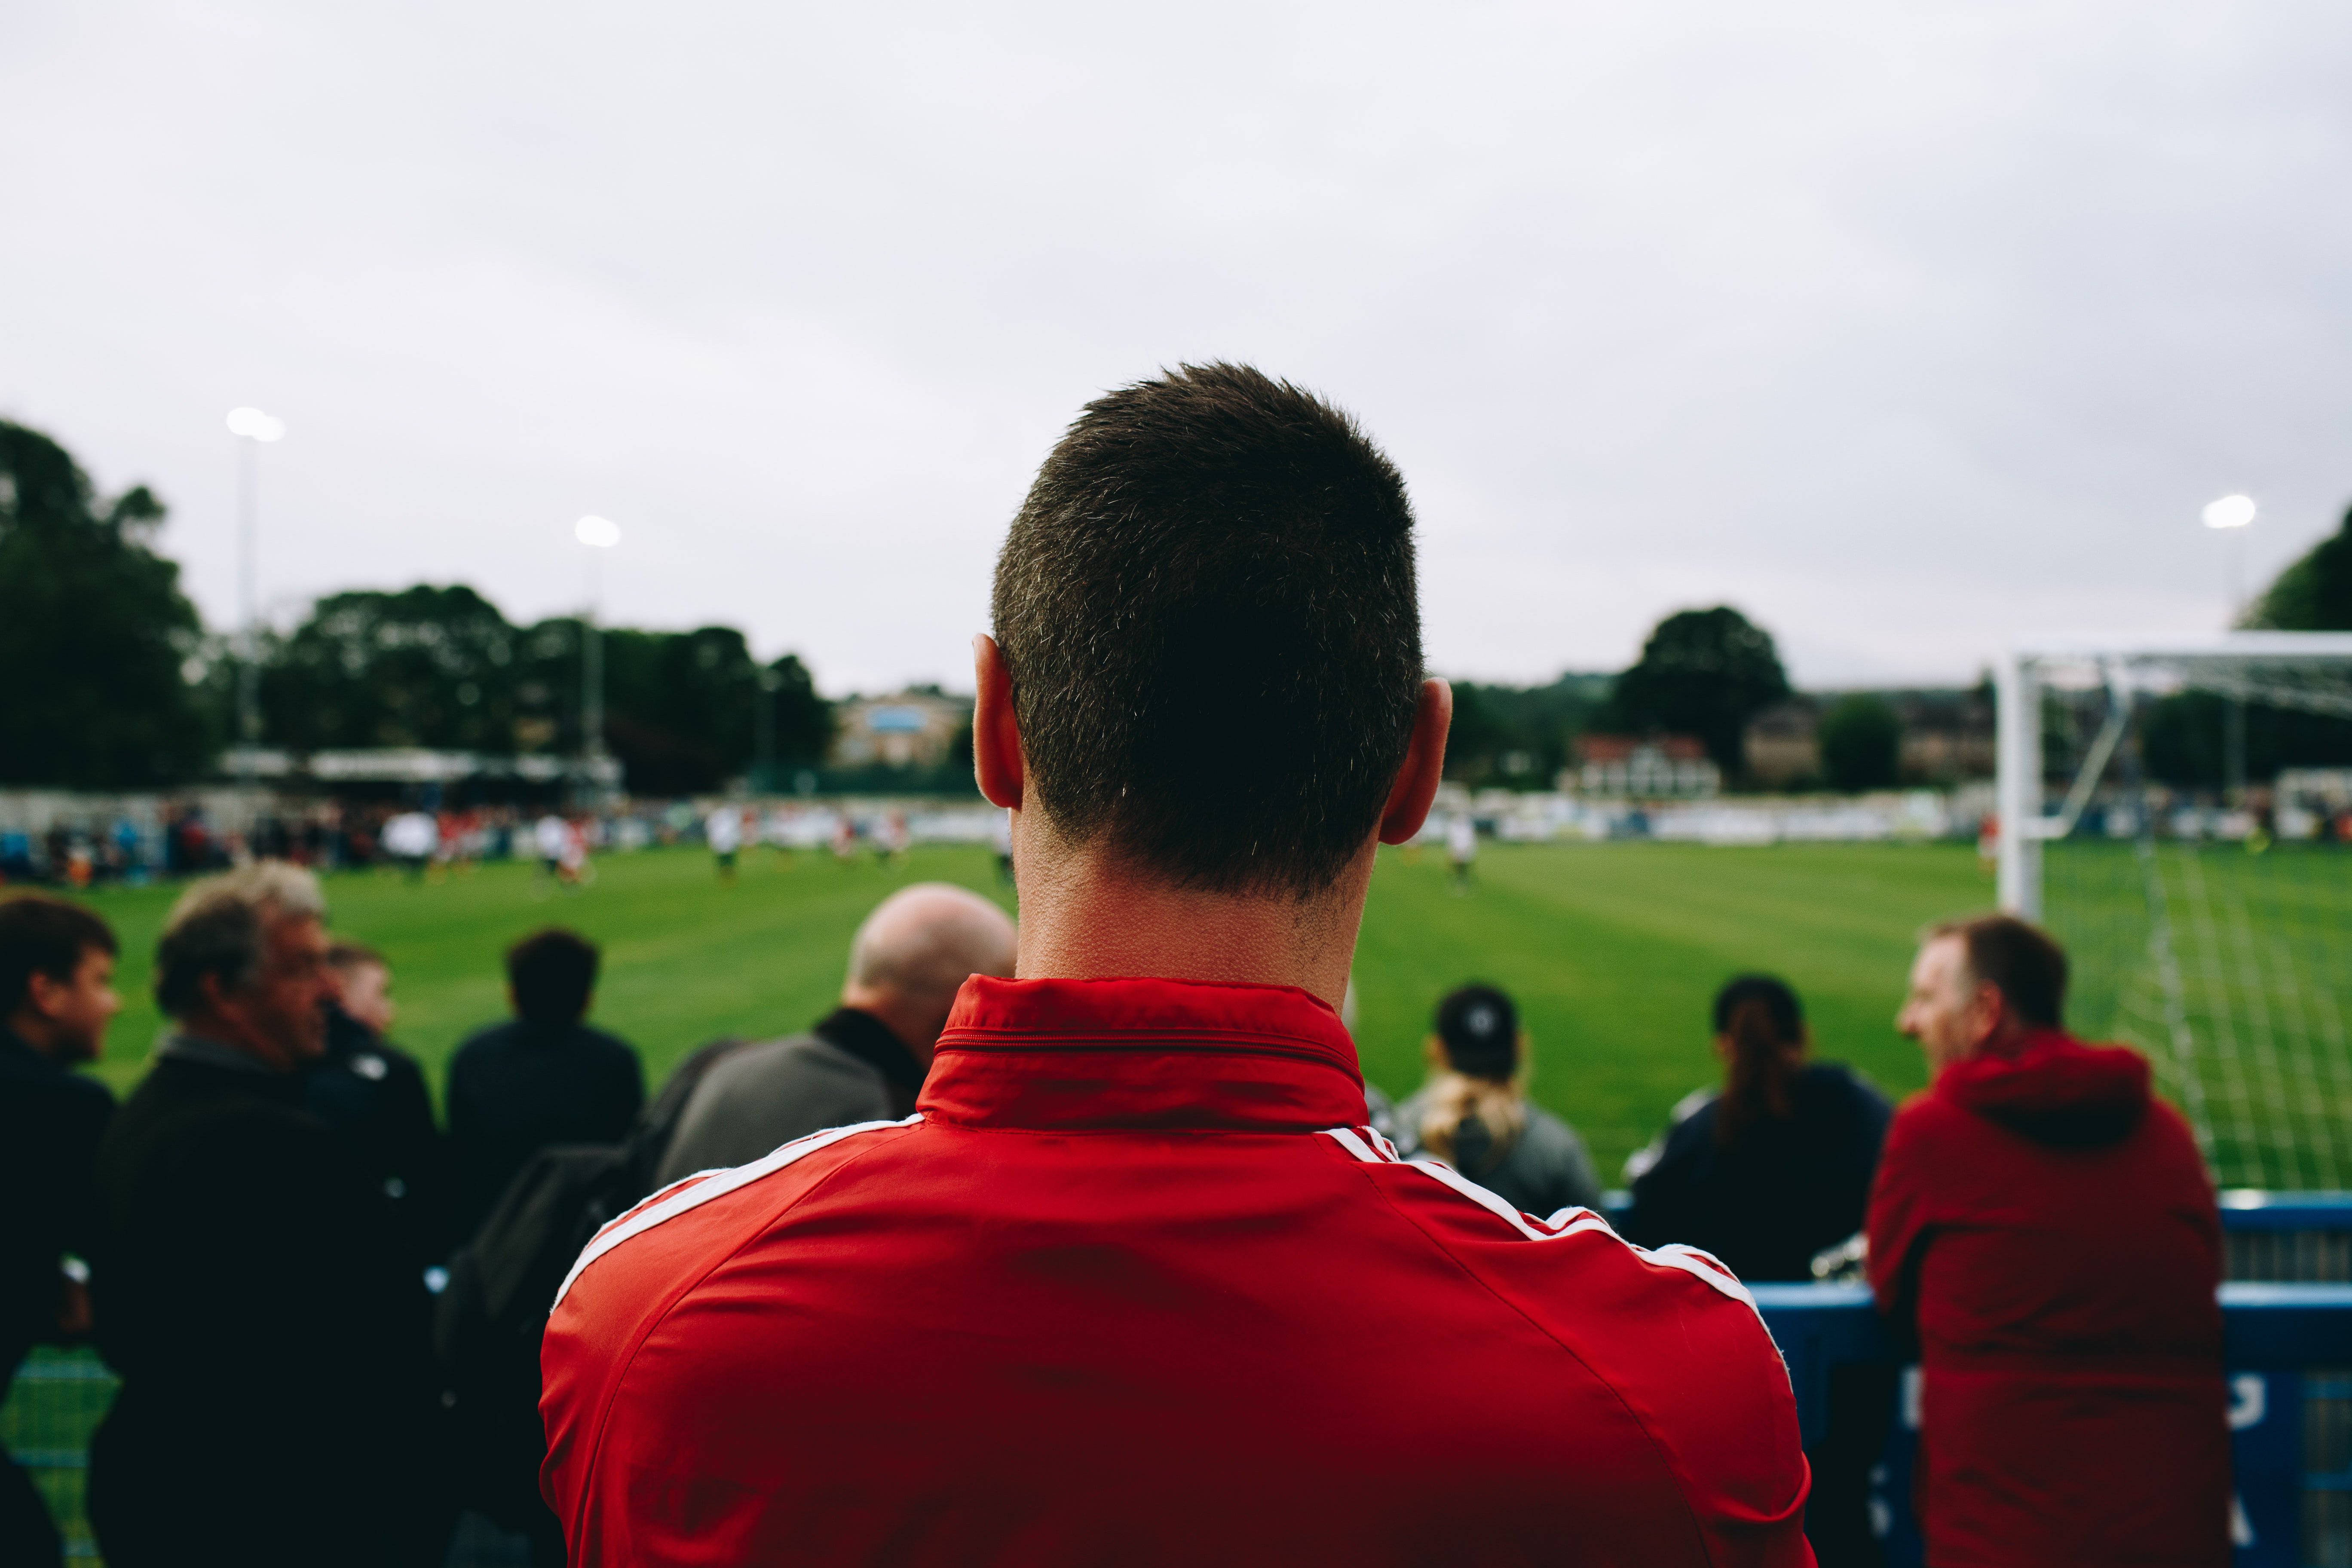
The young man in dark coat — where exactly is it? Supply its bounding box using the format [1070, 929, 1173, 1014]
[0, 895, 120, 1568]
[1870, 914, 2227, 1568]
[88, 863, 447, 1568]
[307, 940, 450, 1266]
[447, 928, 642, 1241]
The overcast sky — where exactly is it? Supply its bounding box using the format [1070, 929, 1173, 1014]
[4, 2, 2349, 695]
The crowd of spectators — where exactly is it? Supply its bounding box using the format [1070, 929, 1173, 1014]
[0, 365, 2232, 1568]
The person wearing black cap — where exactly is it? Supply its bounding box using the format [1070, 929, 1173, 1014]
[1392, 983, 1602, 1216]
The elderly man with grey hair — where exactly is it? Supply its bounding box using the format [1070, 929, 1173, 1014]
[87, 863, 445, 1568]
[655, 882, 1017, 1184]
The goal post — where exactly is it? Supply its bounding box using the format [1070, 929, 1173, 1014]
[1996, 633, 2352, 1189]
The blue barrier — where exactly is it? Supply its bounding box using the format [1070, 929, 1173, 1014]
[1755, 1282, 2352, 1568]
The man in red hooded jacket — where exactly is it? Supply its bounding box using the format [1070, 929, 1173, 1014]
[1870, 914, 2228, 1566]
[539, 364, 1814, 1565]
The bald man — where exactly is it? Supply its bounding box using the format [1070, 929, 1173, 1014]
[653, 885, 1016, 1185]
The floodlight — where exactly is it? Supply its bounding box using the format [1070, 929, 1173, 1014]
[225, 407, 286, 442]
[2202, 494, 2256, 530]
[575, 514, 621, 548]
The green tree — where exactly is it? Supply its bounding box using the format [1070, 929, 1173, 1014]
[259, 585, 522, 752]
[1442, 674, 1610, 786]
[0, 422, 217, 785]
[1604, 606, 1792, 778]
[1819, 695, 1902, 791]
[2244, 502, 2352, 630]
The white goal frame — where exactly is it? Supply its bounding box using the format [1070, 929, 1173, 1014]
[1996, 632, 2352, 918]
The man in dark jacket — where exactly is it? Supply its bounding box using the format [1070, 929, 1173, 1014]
[448, 929, 641, 1240]
[0, 896, 119, 1568]
[1869, 913, 2227, 1567]
[89, 863, 445, 1567]
[308, 940, 450, 1266]
[653, 882, 1015, 1184]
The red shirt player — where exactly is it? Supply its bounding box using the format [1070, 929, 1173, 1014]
[541, 364, 1813, 1565]
[1871, 915, 2228, 1566]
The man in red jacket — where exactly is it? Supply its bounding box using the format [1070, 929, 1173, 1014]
[1870, 914, 2228, 1566]
[541, 363, 1813, 1565]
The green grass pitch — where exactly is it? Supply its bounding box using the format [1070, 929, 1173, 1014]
[57, 838, 1997, 1180]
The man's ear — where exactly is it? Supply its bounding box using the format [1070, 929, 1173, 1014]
[972, 634, 1025, 811]
[1378, 679, 1453, 845]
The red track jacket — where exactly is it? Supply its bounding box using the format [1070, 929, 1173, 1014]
[1867, 1030, 2228, 1567]
[542, 977, 1813, 1565]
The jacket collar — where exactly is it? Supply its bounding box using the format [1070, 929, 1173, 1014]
[921, 976, 1368, 1133]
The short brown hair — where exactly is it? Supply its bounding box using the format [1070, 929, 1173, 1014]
[991, 363, 1423, 897]
[0, 895, 117, 1016]
[1928, 914, 2067, 1029]
[507, 928, 598, 1025]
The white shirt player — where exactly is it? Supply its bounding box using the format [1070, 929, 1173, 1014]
[535, 814, 570, 862]
[384, 811, 438, 859]
[706, 808, 742, 855]
[1446, 813, 1477, 864]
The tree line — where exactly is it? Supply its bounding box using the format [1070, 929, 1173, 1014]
[6, 415, 2350, 794]
[0, 421, 829, 794]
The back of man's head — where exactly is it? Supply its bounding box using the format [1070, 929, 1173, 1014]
[156, 862, 326, 1020]
[508, 928, 599, 1026]
[992, 362, 1422, 898]
[0, 894, 116, 1019]
[845, 883, 1017, 1024]
[1935, 914, 2068, 1030]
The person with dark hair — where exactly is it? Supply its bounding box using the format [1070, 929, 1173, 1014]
[306, 942, 450, 1267]
[1870, 914, 2228, 1567]
[542, 364, 1809, 1565]
[87, 864, 445, 1568]
[447, 928, 641, 1240]
[1623, 975, 1890, 1281]
[0, 896, 119, 1568]
[1392, 983, 1601, 1215]
[1622, 975, 1893, 1568]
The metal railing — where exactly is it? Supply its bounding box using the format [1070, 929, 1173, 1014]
[1756, 1280, 2352, 1568]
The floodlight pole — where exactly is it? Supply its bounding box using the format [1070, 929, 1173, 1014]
[236, 435, 260, 789]
[753, 665, 779, 793]
[581, 549, 605, 772]
[1996, 649, 2040, 918]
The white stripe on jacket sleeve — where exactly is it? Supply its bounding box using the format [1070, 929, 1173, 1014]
[553, 1115, 920, 1311]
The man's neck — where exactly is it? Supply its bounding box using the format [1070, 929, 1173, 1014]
[1012, 842, 1370, 1008]
[3, 1009, 70, 1064]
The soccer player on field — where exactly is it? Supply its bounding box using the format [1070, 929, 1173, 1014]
[540, 364, 1812, 1566]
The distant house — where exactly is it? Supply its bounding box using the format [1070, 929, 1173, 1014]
[1890, 689, 1995, 782]
[831, 692, 969, 769]
[1742, 689, 1996, 790]
[1568, 735, 1720, 798]
[1743, 702, 1822, 789]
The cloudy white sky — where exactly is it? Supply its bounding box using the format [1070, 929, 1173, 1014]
[4, 2, 2349, 695]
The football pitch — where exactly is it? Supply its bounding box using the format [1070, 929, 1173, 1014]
[61, 838, 2000, 1180]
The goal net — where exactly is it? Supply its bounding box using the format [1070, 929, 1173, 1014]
[1998, 635, 2352, 1191]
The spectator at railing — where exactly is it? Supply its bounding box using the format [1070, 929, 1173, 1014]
[1622, 974, 1890, 1281]
[88, 863, 445, 1567]
[1622, 974, 1893, 1566]
[1392, 983, 1603, 1216]
[447, 928, 642, 1242]
[1871, 914, 2227, 1567]
[0, 895, 119, 1568]
[540, 364, 1812, 1565]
